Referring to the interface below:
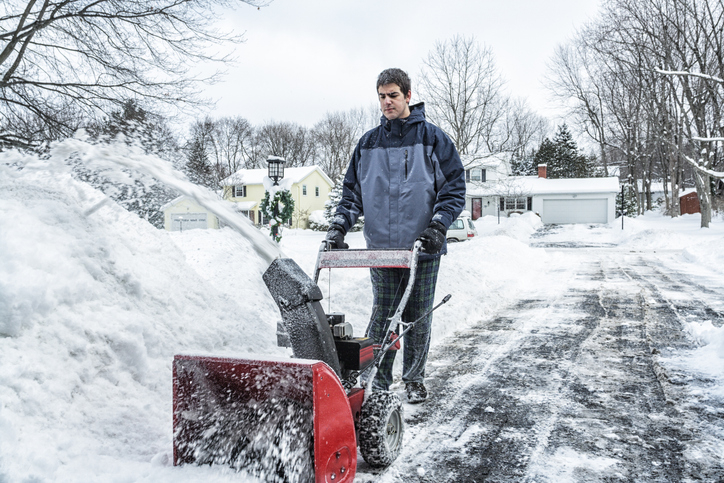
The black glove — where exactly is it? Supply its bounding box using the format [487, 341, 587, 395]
[326, 224, 349, 249]
[417, 220, 447, 254]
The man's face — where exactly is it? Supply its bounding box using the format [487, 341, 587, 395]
[378, 83, 411, 120]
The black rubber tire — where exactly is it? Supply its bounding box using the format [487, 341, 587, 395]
[447, 237, 459, 243]
[358, 391, 404, 468]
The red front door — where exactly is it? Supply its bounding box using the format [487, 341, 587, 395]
[472, 198, 482, 220]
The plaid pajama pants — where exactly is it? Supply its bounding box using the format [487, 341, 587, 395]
[365, 257, 441, 390]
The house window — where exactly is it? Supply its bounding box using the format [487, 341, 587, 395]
[302, 184, 307, 196]
[234, 185, 246, 198]
[504, 197, 528, 210]
[315, 186, 320, 197]
[241, 210, 255, 224]
[466, 168, 486, 182]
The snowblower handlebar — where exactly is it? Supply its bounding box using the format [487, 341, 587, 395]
[313, 240, 422, 284]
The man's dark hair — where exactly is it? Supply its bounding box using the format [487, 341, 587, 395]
[376, 68, 411, 96]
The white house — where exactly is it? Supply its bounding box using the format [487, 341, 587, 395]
[466, 165, 620, 224]
[462, 153, 511, 184]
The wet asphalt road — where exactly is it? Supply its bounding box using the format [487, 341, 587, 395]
[356, 227, 724, 483]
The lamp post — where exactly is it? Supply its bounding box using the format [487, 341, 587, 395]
[267, 156, 285, 186]
[267, 156, 286, 239]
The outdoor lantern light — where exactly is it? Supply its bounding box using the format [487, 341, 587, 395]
[267, 156, 286, 186]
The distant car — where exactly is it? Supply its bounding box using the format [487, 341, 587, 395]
[447, 212, 478, 242]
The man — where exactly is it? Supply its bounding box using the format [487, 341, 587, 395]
[326, 68, 465, 403]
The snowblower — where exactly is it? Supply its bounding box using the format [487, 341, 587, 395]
[173, 240, 450, 482]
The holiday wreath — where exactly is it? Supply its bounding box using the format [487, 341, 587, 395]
[260, 189, 295, 242]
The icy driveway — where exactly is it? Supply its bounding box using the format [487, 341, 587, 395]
[358, 223, 724, 483]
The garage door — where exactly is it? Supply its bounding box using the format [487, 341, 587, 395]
[541, 199, 608, 224]
[171, 213, 207, 231]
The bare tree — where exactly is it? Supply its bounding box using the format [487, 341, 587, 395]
[505, 98, 550, 175]
[418, 35, 508, 164]
[547, 41, 611, 175]
[185, 115, 256, 188]
[0, 0, 266, 148]
[606, 0, 724, 226]
[313, 109, 365, 182]
[255, 121, 316, 167]
[548, 0, 724, 224]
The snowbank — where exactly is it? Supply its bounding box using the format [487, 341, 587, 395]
[0, 150, 283, 482]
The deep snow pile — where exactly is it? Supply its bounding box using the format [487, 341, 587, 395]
[0, 148, 285, 482]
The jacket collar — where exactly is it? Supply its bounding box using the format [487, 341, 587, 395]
[382, 102, 426, 136]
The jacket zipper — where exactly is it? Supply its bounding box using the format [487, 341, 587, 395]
[404, 150, 408, 179]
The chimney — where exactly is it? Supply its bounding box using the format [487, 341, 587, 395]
[537, 164, 547, 179]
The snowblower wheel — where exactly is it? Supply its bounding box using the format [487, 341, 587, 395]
[358, 391, 404, 468]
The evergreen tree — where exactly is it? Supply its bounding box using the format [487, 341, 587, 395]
[616, 181, 639, 218]
[323, 177, 364, 231]
[323, 179, 343, 226]
[510, 148, 537, 176]
[532, 138, 557, 175]
[532, 124, 597, 179]
[184, 139, 214, 188]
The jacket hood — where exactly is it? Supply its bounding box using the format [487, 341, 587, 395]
[381, 102, 426, 132]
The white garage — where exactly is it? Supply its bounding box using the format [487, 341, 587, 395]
[541, 198, 609, 224]
[170, 212, 208, 231]
[161, 196, 219, 231]
[531, 177, 619, 225]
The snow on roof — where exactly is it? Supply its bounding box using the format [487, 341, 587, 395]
[234, 201, 258, 210]
[466, 176, 620, 197]
[160, 192, 226, 211]
[160, 195, 186, 211]
[221, 165, 333, 187]
[460, 152, 511, 170]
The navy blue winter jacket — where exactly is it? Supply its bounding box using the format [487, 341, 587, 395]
[333, 103, 466, 259]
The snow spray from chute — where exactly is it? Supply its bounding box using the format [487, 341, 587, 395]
[30, 132, 282, 266]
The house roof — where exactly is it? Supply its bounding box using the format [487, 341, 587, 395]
[160, 191, 225, 211]
[466, 176, 620, 197]
[221, 165, 333, 187]
[460, 152, 511, 171]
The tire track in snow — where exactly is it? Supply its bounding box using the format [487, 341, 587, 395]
[358, 249, 722, 482]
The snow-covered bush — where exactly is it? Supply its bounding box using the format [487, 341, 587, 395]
[308, 210, 329, 231]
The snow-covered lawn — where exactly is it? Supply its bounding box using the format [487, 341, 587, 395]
[1, 143, 722, 481]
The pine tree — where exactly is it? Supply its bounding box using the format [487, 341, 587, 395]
[185, 139, 214, 188]
[533, 124, 597, 179]
[533, 138, 557, 175]
[323, 177, 363, 231]
[510, 148, 537, 176]
[323, 179, 343, 226]
[616, 181, 639, 218]
[551, 124, 578, 178]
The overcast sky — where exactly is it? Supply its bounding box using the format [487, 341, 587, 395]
[202, 0, 603, 129]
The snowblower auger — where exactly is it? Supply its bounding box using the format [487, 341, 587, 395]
[173, 241, 452, 482]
